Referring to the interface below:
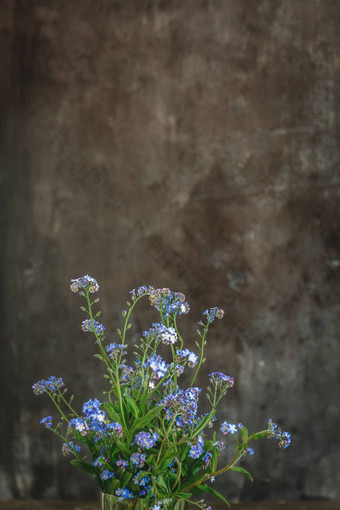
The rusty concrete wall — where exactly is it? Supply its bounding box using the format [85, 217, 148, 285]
[1, 0, 340, 502]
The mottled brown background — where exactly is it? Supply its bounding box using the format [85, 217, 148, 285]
[1, 0, 340, 504]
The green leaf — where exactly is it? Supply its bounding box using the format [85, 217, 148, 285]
[125, 395, 139, 418]
[146, 454, 156, 466]
[191, 485, 207, 497]
[180, 445, 190, 462]
[180, 473, 204, 491]
[230, 466, 253, 482]
[121, 471, 132, 488]
[137, 470, 150, 481]
[107, 478, 120, 493]
[143, 490, 154, 502]
[103, 403, 122, 423]
[158, 454, 176, 471]
[210, 449, 219, 472]
[194, 412, 214, 435]
[250, 431, 267, 440]
[156, 474, 170, 493]
[241, 427, 249, 443]
[70, 459, 96, 476]
[134, 405, 164, 429]
[115, 439, 130, 456]
[174, 492, 192, 499]
[197, 484, 230, 507]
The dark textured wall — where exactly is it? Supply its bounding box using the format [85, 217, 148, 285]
[1, 0, 340, 503]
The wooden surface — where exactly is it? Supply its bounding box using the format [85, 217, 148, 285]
[0, 502, 340, 510]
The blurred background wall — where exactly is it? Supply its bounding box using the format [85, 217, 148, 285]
[1, 0, 340, 503]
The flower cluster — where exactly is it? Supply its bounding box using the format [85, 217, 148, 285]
[130, 452, 146, 467]
[220, 421, 239, 435]
[160, 387, 201, 428]
[70, 275, 99, 294]
[209, 372, 234, 388]
[203, 307, 224, 322]
[135, 431, 159, 449]
[105, 343, 127, 359]
[116, 488, 134, 500]
[267, 419, 292, 449]
[40, 416, 52, 428]
[81, 319, 105, 335]
[33, 275, 291, 509]
[129, 285, 155, 301]
[143, 322, 178, 345]
[33, 376, 64, 395]
[149, 288, 190, 317]
[176, 349, 199, 367]
[62, 442, 81, 456]
[188, 435, 204, 459]
[148, 355, 168, 379]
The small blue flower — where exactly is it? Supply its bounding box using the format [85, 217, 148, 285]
[40, 416, 52, 428]
[176, 349, 199, 367]
[101, 470, 115, 480]
[105, 421, 123, 438]
[130, 452, 146, 467]
[143, 323, 178, 345]
[115, 488, 134, 500]
[213, 441, 225, 451]
[188, 435, 204, 459]
[116, 459, 128, 470]
[82, 398, 101, 417]
[203, 452, 212, 467]
[150, 504, 162, 510]
[135, 431, 159, 449]
[220, 421, 238, 435]
[139, 485, 152, 497]
[68, 418, 88, 433]
[148, 355, 168, 379]
[133, 473, 150, 486]
[92, 458, 104, 467]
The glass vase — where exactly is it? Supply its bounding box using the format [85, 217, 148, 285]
[100, 492, 188, 510]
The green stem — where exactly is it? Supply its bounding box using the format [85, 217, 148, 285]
[121, 294, 145, 346]
[173, 315, 183, 349]
[57, 388, 79, 417]
[189, 320, 211, 388]
[48, 392, 69, 423]
[50, 427, 83, 461]
[156, 414, 177, 464]
[190, 385, 217, 439]
[170, 343, 177, 393]
[85, 292, 113, 372]
[85, 291, 127, 428]
[182, 449, 244, 493]
[171, 457, 182, 491]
